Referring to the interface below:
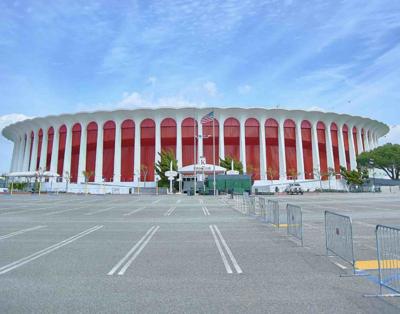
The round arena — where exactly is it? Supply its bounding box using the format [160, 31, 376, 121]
[2, 107, 389, 192]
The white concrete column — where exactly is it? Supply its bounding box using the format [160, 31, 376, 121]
[29, 130, 39, 171]
[278, 121, 286, 180]
[17, 136, 25, 171]
[364, 129, 370, 151]
[17, 137, 25, 171]
[10, 139, 18, 172]
[134, 120, 141, 182]
[94, 121, 103, 183]
[50, 127, 60, 175]
[311, 122, 320, 175]
[347, 125, 357, 169]
[337, 125, 347, 168]
[219, 116, 225, 161]
[295, 121, 304, 180]
[357, 127, 363, 154]
[176, 118, 182, 168]
[113, 120, 121, 183]
[22, 133, 32, 171]
[325, 123, 335, 170]
[62, 124, 73, 180]
[77, 123, 87, 183]
[155, 117, 161, 165]
[15, 137, 23, 171]
[259, 119, 267, 180]
[197, 119, 203, 163]
[240, 118, 247, 173]
[39, 129, 48, 171]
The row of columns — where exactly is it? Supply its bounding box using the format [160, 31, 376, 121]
[10, 117, 379, 182]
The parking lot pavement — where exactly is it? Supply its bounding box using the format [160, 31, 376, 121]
[0, 193, 399, 313]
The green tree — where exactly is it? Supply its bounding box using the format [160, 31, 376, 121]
[219, 156, 243, 174]
[340, 166, 367, 186]
[155, 149, 178, 188]
[357, 144, 400, 180]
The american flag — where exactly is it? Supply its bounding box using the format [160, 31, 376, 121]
[200, 111, 214, 124]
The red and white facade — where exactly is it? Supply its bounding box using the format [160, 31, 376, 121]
[2, 107, 389, 187]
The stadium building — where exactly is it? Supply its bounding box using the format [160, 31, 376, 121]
[2, 107, 389, 192]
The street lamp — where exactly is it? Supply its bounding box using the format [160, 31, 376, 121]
[369, 159, 375, 191]
[64, 171, 70, 193]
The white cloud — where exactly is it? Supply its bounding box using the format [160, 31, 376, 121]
[0, 113, 31, 131]
[203, 81, 217, 97]
[237, 84, 252, 95]
[381, 125, 400, 144]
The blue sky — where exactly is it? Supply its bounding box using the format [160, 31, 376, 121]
[1, 0, 400, 172]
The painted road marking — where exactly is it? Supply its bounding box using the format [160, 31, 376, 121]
[43, 205, 89, 216]
[164, 206, 176, 216]
[210, 225, 242, 274]
[0, 225, 103, 275]
[355, 260, 400, 270]
[108, 226, 160, 276]
[123, 207, 146, 216]
[0, 225, 46, 241]
[84, 206, 116, 216]
[202, 206, 210, 216]
[333, 261, 347, 270]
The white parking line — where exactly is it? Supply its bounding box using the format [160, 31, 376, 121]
[209, 225, 242, 274]
[209, 225, 232, 274]
[0, 225, 46, 241]
[164, 206, 176, 216]
[213, 225, 242, 274]
[0, 225, 103, 275]
[108, 226, 160, 276]
[123, 207, 146, 216]
[84, 206, 116, 216]
[202, 206, 210, 216]
[43, 205, 89, 216]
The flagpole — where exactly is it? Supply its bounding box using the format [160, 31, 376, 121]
[212, 109, 216, 196]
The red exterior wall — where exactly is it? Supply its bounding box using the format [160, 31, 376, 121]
[343, 124, 350, 170]
[140, 119, 155, 181]
[161, 118, 177, 157]
[103, 121, 115, 182]
[28, 131, 34, 170]
[330, 123, 340, 174]
[57, 125, 67, 177]
[203, 119, 219, 165]
[181, 118, 198, 166]
[46, 127, 54, 171]
[284, 119, 297, 179]
[121, 120, 135, 182]
[70, 123, 81, 183]
[86, 122, 97, 182]
[224, 118, 240, 161]
[361, 129, 365, 151]
[245, 118, 260, 180]
[265, 119, 279, 180]
[36, 129, 43, 170]
[301, 121, 313, 179]
[353, 127, 358, 156]
[317, 122, 328, 180]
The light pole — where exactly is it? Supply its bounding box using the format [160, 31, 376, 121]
[64, 171, 70, 193]
[369, 159, 375, 191]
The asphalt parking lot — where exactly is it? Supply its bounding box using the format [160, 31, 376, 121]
[0, 192, 399, 313]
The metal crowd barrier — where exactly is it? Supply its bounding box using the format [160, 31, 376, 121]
[248, 196, 256, 216]
[287, 204, 303, 246]
[375, 225, 400, 296]
[267, 200, 280, 227]
[259, 197, 266, 222]
[325, 211, 356, 272]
